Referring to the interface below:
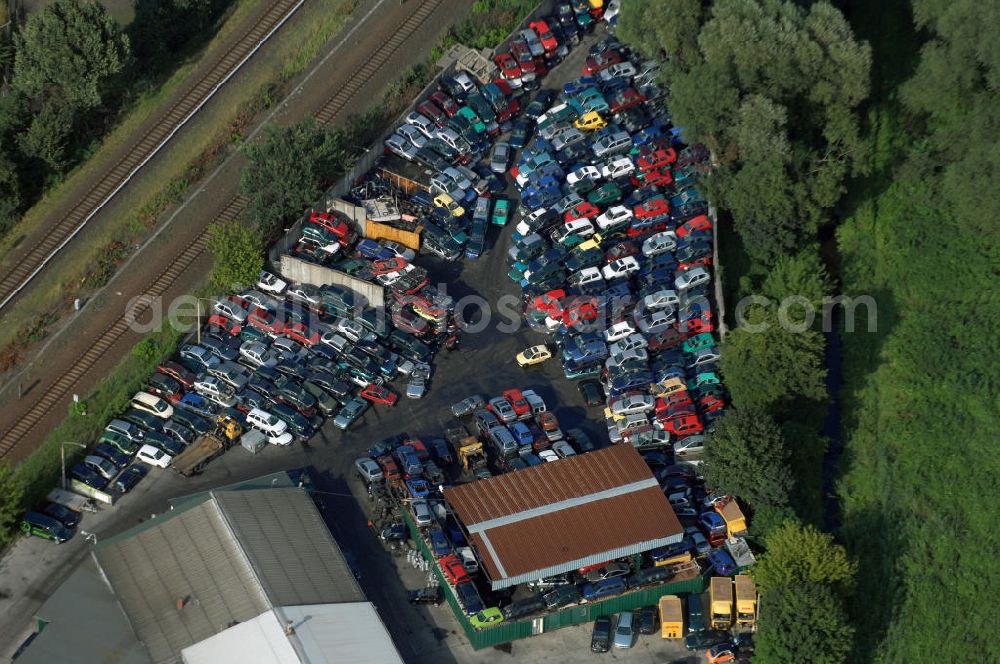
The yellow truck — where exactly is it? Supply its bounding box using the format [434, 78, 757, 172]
[709, 576, 734, 630]
[716, 498, 748, 539]
[658, 595, 683, 639]
[734, 575, 758, 630]
[459, 438, 486, 473]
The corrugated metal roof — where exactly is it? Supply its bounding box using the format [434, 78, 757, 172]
[444, 446, 683, 589]
[95, 487, 363, 664]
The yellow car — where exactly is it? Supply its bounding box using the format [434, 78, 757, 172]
[516, 344, 552, 367]
[574, 111, 607, 131]
[433, 193, 465, 218]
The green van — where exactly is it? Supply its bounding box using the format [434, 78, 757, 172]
[21, 511, 73, 543]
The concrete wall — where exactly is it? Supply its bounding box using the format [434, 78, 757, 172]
[278, 254, 385, 309]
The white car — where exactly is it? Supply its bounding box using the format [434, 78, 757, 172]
[675, 266, 711, 291]
[271, 336, 305, 359]
[537, 102, 572, 126]
[596, 205, 632, 231]
[239, 340, 278, 368]
[605, 320, 637, 342]
[403, 111, 435, 138]
[608, 333, 647, 356]
[539, 449, 560, 463]
[193, 376, 233, 400]
[246, 407, 289, 438]
[257, 270, 287, 295]
[674, 435, 706, 458]
[412, 499, 432, 526]
[382, 240, 415, 262]
[601, 256, 640, 280]
[642, 231, 677, 257]
[551, 128, 586, 152]
[599, 156, 634, 180]
[685, 527, 712, 555]
[687, 346, 721, 368]
[606, 348, 649, 369]
[568, 266, 604, 288]
[336, 318, 365, 342]
[635, 308, 675, 334]
[213, 299, 248, 323]
[397, 123, 428, 148]
[286, 285, 322, 308]
[131, 391, 173, 419]
[136, 444, 172, 469]
[599, 61, 637, 81]
[488, 396, 516, 423]
[643, 289, 679, 309]
[610, 392, 655, 416]
[552, 218, 596, 244]
[384, 133, 419, 161]
[566, 165, 601, 187]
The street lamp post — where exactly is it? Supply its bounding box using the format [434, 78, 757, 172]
[61, 442, 87, 489]
[195, 297, 215, 345]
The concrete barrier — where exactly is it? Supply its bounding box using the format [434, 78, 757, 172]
[278, 254, 385, 309]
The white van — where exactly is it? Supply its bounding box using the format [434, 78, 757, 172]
[131, 391, 173, 419]
[521, 389, 547, 414]
[246, 408, 289, 438]
[596, 205, 632, 231]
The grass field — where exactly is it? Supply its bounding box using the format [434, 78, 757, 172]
[0, 0, 352, 356]
[836, 0, 1000, 660]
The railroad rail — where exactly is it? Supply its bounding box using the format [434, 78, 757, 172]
[0, 0, 449, 457]
[0, 0, 306, 312]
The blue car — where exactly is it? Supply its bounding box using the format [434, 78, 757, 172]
[428, 527, 451, 558]
[562, 76, 599, 96]
[563, 360, 602, 380]
[609, 371, 655, 395]
[455, 581, 484, 615]
[633, 125, 666, 147]
[93, 443, 131, 469]
[179, 392, 215, 418]
[355, 239, 394, 260]
[708, 549, 736, 576]
[510, 422, 534, 446]
[563, 339, 608, 363]
[581, 577, 627, 601]
[647, 539, 694, 564]
[69, 464, 106, 490]
[405, 478, 431, 498]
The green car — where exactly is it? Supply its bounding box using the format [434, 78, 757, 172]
[21, 512, 72, 543]
[588, 182, 623, 206]
[683, 333, 716, 353]
[457, 106, 486, 134]
[336, 258, 368, 275]
[508, 265, 527, 282]
[492, 198, 510, 226]
[688, 371, 721, 390]
[239, 325, 268, 343]
[469, 607, 505, 629]
[99, 430, 137, 456]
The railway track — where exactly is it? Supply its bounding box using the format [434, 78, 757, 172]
[0, 0, 306, 312]
[0, 0, 449, 457]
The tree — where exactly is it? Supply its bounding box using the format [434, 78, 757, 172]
[618, 0, 871, 265]
[0, 462, 25, 546]
[207, 219, 264, 291]
[0, 152, 22, 235]
[13, 0, 130, 111]
[240, 120, 352, 234]
[130, 0, 228, 67]
[16, 101, 76, 172]
[755, 583, 854, 664]
[753, 520, 856, 595]
[703, 407, 795, 512]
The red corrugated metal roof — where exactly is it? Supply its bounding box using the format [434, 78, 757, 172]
[444, 445, 682, 585]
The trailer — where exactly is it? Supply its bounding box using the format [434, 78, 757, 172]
[46, 488, 99, 513]
[659, 595, 684, 639]
[171, 433, 227, 477]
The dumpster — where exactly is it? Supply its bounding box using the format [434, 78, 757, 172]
[241, 429, 267, 454]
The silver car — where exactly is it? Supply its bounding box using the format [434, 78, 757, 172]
[613, 611, 636, 649]
[384, 132, 419, 161]
[490, 141, 511, 174]
[488, 396, 516, 423]
[451, 395, 485, 417]
[406, 375, 426, 399]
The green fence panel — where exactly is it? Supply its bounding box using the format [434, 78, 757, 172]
[468, 618, 534, 650]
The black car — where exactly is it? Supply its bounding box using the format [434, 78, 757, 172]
[379, 523, 408, 541]
[272, 403, 316, 440]
[455, 581, 484, 615]
[501, 595, 547, 620]
[509, 118, 534, 149]
[577, 379, 605, 406]
[42, 502, 81, 528]
[566, 427, 598, 453]
[627, 565, 673, 589]
[685, 630, 731, 651]
[591, 616, 611, 653]
[121, 408, 164, 433]
[162, 419, 194, 445]
[113, 465, 148, 493]
[93, 443, 131, 469]
[638, 605, 659, 634]
[144, 431, 184, 456]
[171, 409, 213, 436]
[408, 586, 443, 606]
[542, 583, 581, 609]
[69, 464, 106, 490]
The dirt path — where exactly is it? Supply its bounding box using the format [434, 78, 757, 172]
[0, 0, 474, 464]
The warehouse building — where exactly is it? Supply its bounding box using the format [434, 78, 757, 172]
[443, 444, 684, 590]
[18, 473, 403, 664]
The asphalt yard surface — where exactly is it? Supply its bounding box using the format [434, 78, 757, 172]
[0, 17, 694, 664]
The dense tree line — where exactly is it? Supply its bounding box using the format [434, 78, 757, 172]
[618, 0, 867, 659]
[0, 0, 232, 238]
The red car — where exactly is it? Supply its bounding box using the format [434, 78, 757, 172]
[206, 314, 241, 336]
[637, 148, 676, 173]
[634, 196, 670, 219]
[416, 100, 448, 128]
[503, 388, 531, 419]
[583, 49, 622, 75]
[699, 393, 726, 413]
[440, 554, 470, 585]
[561, 301, 599, 327]
[680, 255, 713, 271]
[681, 313, 715, 336]
[529, 19, 559, 54]
[564, 201, 600, 223]
[530, 289, 566, 316]
[157, 361, 195, 388]
[247, 308, 285, 335]
[494, 52, 522, 81]
[609, 88, 646, 114]
[663, 414, 704, 436]
[537, 411, 560, 434]
[646, 326, 684, 352]
[377, 456, 401, 482]
[361, 383, 399, 406]
[656, 392, 693, 415]
[429, 90, 459, 117]
[640, 168, 674, 188]
[626, 218, 671, 238]
[407, 438, 430, 461]
[284, 321, 319, 346]
[308, 211, 352, 239]
[677, 214, 712, 238]
[511, 38, 536, 74]
[372, 257, 408, 276]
